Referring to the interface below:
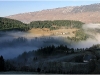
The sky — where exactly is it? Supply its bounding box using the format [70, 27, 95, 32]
[0, 0, 100, 17]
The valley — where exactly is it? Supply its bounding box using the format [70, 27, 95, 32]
[0, 17, 100, 74]
[1, 2, 100, 74]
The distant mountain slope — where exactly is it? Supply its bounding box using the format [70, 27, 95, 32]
[6, 3, 100, 23]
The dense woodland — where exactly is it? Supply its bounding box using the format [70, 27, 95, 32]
[0, 44, 99, 73]
[18, 44, 100, 59]
[0, 17, 100, 73]
[29, 20, 84, 30]
[0, 17, 84, 31]
[0, 17, 88, 41]
[0, 17, 28, 31]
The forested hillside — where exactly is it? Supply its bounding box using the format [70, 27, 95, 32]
[0, 17, 28, 31]
[1, 17, 100, 74]
[0, 17, 84, 31]
[29, 20, 84, 30]
[0, 17, 87, 41]
[2, 44, 99, 74]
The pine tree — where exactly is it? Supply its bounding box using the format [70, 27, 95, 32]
[0, 55, 5, 71]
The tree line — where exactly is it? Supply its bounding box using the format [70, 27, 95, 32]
[17, 44, 86, 59]
[0, 17, 88, 41]
[67, 29, 89, 41]
[0, 17, 29, 31]
[0, 17, 84, 31]
[29, 20, 84, 30]
[0, 44, 98, 73]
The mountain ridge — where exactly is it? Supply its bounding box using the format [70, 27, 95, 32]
[6, 3, 100, 24]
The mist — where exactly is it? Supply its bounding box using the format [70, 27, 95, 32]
[1, 23, 100, 59]
[71, 23, 100, 49]
[0, 31, 71, 59]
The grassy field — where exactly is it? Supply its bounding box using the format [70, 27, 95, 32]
[28, 28, 78, 38]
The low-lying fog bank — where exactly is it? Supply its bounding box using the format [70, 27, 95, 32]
[0, 31, 70, 59]
[1, 23, 100, 59]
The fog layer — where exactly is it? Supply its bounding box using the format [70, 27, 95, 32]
[0, 31, 70, 59]
[71, 23, 100, 48]
[1, 23, 100, 59]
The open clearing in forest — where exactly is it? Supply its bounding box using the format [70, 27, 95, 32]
[28, 28, 78, 37]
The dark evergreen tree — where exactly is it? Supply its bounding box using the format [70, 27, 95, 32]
[37, 67, 41, 73]
[0, 55, 5, 71]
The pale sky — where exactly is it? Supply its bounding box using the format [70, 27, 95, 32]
[0, 0, 100, 17]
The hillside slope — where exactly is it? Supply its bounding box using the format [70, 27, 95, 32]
[6, 3, 100, 23]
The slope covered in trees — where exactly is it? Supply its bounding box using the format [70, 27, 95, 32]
[29, 20, 84, 30]
[1, 44, 98, 74]
[0, 17, 88, 41]
[0, 17, 29, 31]
[0, 17, 84, 31]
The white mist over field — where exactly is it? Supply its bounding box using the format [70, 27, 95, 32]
[71, 23, 100, 48]
[0, 31, 70, 59]
[83, 23, 100, 29]
[0, 23, 100, 59]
